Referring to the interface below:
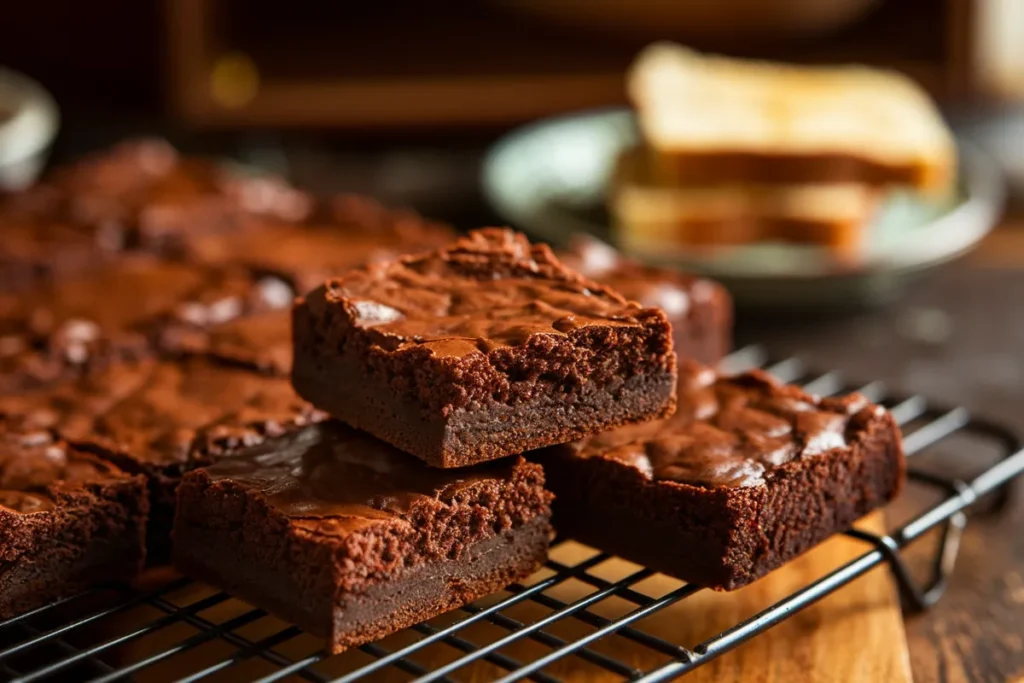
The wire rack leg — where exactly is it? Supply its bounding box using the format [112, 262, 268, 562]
[845, 508, 967, 612]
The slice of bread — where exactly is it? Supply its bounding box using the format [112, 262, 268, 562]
[611, 147, 879, 255]
[628, 43, 956, 194]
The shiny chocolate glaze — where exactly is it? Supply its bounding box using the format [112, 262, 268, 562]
[321, 228, 657, 359]
[204, 421, 531, 528]
[565, 360, 882, 488]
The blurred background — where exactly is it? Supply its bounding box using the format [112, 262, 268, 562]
[1, 0, 1023, 352]
[3, 0, 1024, 218]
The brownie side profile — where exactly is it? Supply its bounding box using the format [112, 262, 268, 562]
[536, 361, 905, 590]
[173, 421, 553, 653]
[0, 422, 149, 618]
[560, 235, 732, 365]
[292, 228, 678, 467]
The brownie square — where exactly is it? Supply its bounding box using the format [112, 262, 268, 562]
[560, 235, 732, 365]
[536, 360, 905, 590]
[292, 228, 678, 467]
[173, 420, 553, 654]
[0, 421, 148, 618]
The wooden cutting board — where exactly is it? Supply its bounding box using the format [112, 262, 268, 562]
[106, 512, 910, 682]
[542, 510, 914, 683]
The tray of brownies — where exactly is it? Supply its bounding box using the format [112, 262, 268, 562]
[2, 49, 1023, 683]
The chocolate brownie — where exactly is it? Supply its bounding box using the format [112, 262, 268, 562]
[63, 356, 323, 559]
[0, 421, 148, 618]
[536, 360, 905, 590]
[183, 194, 455, 294]
[3, 139, 310, 254]
[1, 354, 322, 561]
[173, 420, 553, 654]
[1, 256, 294, 394]
[560, 235, 732, 365]
[292, 228, 678, 468]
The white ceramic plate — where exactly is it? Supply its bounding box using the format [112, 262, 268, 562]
[0, 67, 59, 191]
[483, 108, 1006, 307]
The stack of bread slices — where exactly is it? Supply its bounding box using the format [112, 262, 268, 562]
[614, 43, 957, 260]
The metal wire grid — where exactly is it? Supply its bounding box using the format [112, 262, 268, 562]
[1, 345, 1022, 683]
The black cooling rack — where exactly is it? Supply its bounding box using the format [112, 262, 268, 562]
[2, 345, 1023, 683]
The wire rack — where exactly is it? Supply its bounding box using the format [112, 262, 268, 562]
[2, 345, 1023, 683]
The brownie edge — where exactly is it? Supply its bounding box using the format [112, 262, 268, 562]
[536, 362, 906, 590]
[172, 421, 554, 653]
[292, 228, 678, 467]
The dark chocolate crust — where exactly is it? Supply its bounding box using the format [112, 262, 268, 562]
[536, 361, 905, 590]
[0, 423, 149, 618]
[560, 235, 732, 365]
[292, 228, 678, 467]
[173, 421, 553, 653]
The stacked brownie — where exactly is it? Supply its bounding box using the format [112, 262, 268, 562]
[173, 228, 682, 652]
[1, 140, 906, 659]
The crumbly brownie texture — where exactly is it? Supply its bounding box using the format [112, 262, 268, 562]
[537, 360, 905, 590]
[561, 235, 732, 365]
[0, 257, 294, 394]
[173, 421, 553, 654]
[0, 421, 148, 618]
[183, 194, 455, 294]
[292, 228, 678, 467]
